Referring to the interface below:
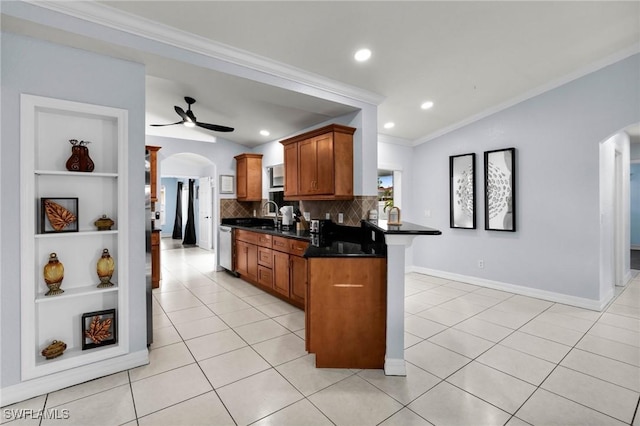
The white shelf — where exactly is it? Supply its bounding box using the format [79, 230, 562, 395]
[35, 284, 118, 303]
[20, 94, 130, 381]
[36, 230, 118, 239]
[35, 170, 118, 178]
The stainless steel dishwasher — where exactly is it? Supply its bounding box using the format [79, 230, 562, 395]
[219, 225, 233, 272]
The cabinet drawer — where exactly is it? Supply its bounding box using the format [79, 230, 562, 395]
[258, 247, 273, 268]
[235, 229, 258, 244]
[258, 266, 273, 288]
[288, 239, 309, 257]
[256, 233, 273, 248]
[272, 236, 289, 252]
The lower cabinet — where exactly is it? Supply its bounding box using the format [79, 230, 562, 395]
[307, 257, 387, 369]
[235, 240, 257, 282]
[273, 251, 291, 297]
[234, 229, 307, 308]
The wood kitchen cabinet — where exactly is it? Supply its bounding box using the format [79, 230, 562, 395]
[146, 145, 161, 202]
[233, 229, 307, 308]
[235, 240, 257, 282]
[307, 257, 386, 368]
[280, 124, 356, 200]
[235, 153, 263, 201]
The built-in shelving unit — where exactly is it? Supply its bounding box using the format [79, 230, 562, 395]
[20, 95, 129, 380]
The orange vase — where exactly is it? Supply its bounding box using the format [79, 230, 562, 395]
[43, 253, 64, 296]
[96, 248, 115, 288]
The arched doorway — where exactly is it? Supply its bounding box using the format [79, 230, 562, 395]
[160, 153, 217, 252]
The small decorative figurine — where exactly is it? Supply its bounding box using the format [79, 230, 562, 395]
[96, 248, 115, 288]
[41, 340, 67, 359]
[94, 214, 114, 231]
[43, 252, 64, 296]
[65, 139, 95, 172]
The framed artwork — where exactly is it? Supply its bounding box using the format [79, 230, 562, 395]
[484, 148, 516, 232]
[219, 175, 234, 194]
[40, 197, 79, 234]
[450, 153, 476, 229]
[81, 309, 117, 350]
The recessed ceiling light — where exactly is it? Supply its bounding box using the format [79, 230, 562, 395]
[354, 48, 372, 62]
[421, 101, 434, 110]
[259, 130, 270, 136]
[383, 122, 395, 129]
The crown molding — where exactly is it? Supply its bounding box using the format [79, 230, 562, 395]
[21, 1, 384, 107]
[413, 44, 640, 147]
[377, 133, 413, 147]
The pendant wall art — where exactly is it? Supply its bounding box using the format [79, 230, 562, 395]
[484, 148, 516, 232]
[449, 153, 476, 229]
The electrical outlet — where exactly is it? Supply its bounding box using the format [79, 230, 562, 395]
[424, 210, 431, 218]
[338, 213, 344, 223]
[478, 260, 484, 269]
[325, 213, 330, 220]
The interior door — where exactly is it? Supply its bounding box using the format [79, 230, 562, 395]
[198, 177, 212, 250]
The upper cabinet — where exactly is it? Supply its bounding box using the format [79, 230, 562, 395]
[235, 153, 263, 201]
[145, 145, 161, 203]
[280, 124, 356, 200]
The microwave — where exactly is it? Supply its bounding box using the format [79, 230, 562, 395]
[268, 164, 284, 189]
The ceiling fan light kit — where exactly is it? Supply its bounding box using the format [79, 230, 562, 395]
[151, 96, 234, 133]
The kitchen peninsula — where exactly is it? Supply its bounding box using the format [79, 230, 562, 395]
[221, 217, 440, 373]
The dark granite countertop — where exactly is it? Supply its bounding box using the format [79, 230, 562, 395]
[220, 217, 386, 257]
[365, 219, 442, 235]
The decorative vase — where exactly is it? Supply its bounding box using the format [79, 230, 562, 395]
[96, 248, 115, 288]
[94, 214, 114, 231]
[66, 139, 95, 172]
[41, 340, 67, 360]
[43, 253, 64, 296]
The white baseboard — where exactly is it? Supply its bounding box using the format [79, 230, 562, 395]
[410, 266, 613, 311]
[0, 349, 149, 407]
[384, 358, 407, 376]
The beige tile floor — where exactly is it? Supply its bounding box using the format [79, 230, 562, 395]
[3, 243, 640, 426]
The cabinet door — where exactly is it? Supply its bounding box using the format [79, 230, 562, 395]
[313, 133, 334, 194]
[283, 143, 298, 197]
[290, 255, 307, 304]
[235, 240, 248, 276]
[246, 243, 258, 281]
[298, 138, 316, 195]
[236, 156, 248, 199]
[272, 251, 290, 297]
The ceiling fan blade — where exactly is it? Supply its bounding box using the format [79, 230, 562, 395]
[150, 121, 184, 127]
[196, 122, 234, 132]
[186, 110, 197, 122]
[174, 105, 189, 121]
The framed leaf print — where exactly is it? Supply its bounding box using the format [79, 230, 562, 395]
[484, 148, 516, 232]
[40, 197, 78, 234]
[450, 153, 476, 229]
[81, 309, 117, 350]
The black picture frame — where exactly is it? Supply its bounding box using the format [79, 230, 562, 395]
[40, 197, 79, 234]
[484, 148, 516, 232]
[81, 309, 117, 350]
[450, 153, 476, 229]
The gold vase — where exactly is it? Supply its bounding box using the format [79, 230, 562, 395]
[43, 253, 64, 296]
[97, 248, 115, 288]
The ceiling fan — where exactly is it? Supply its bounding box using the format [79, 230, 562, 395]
[151, 96, 234, 132]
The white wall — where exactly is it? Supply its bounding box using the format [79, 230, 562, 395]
[1, 33, 147, 388]
[408, 54, 640, 307]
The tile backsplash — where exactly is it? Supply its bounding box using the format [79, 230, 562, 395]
[220, 196, 377, 226]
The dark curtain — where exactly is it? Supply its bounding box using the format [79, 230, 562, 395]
[171, 181, 183, 239]
[183, 179, 197, 245]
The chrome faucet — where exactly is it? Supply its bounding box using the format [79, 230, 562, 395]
[261, 201, 279, 226]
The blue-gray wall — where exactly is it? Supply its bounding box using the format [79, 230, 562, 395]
[409, 54, 640, 302]
[1, 32, 147, 388]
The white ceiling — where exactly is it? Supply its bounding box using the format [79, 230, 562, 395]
[3, 1, 639, 147]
